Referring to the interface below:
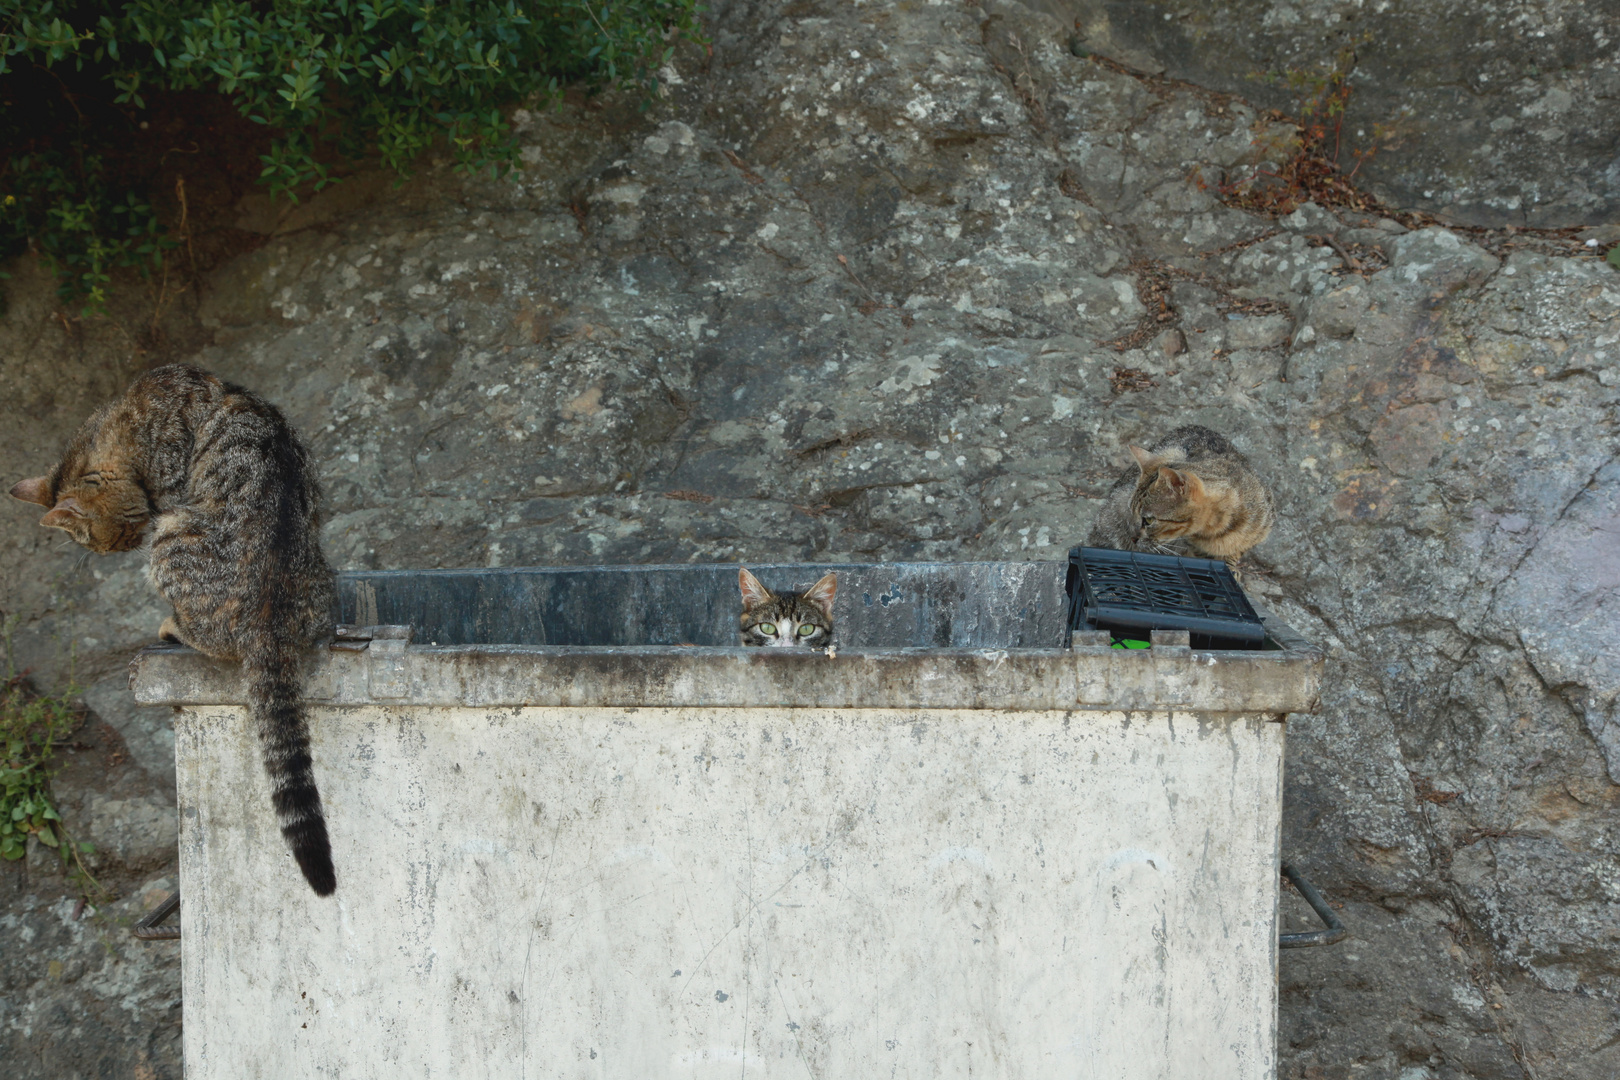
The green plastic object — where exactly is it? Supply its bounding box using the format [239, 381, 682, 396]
[1111, 637, 1152, 650]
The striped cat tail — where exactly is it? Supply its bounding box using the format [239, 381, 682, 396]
[245, 642, 336, 896]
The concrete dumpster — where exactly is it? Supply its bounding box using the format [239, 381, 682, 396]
[130, 561, 1321, 1079]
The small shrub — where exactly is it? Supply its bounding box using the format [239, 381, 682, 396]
[0, 152, 171, 316]
[1196, 41, 1402, 217]
[1, 0, 704, 312]
[0, 675, 89, 865]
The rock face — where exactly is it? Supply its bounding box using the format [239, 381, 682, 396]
[0, 716, 182, 1079]
[2, 1, 1618, 1076]
[1045, 0, 1620, 227]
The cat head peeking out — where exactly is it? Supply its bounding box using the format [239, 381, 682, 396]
[1125, 443, 1211, 549]
[738, 568, 837, 648]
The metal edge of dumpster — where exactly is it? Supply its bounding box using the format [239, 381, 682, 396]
[1279, 863, 1349, 948]
[133, 889, 181, 941]
[132, 869, 1349, 950]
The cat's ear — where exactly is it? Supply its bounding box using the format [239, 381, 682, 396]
[10, 477, 51, 506]
[1158, 468, 1205, 500]
[739, 568, 773, 608]
[1128, 445, 1160, 473]
[1158, 466, 1186, 494]
[39, 497, 83, 530]
[802, 572, 837, 619]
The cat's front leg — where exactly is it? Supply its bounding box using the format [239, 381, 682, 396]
[158, 614, 191, 646]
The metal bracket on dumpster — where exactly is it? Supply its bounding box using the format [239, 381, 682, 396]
[332, 624, 415, 700]
[1279, 862, 1348, 948]
[133, 890, 181, 941]
[331, 624, 413, 649]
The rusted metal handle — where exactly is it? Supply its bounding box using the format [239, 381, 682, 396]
[133, 890, 180, 940]
[1279, 863, 1347, 948]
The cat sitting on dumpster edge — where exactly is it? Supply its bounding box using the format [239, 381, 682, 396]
[1086, 424, 1275, 567]
[10, 365, 339, 897]
[738, 568, 837, 647]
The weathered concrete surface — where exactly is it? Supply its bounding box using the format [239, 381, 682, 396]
[1044, 0, 1620, 226]
[0, 713, 182, 1080]
[3, 0, 1619, 1074]
[173, 702, 1284, 1079]
[131, 635, 1322, 714]
[0, 884, 182, 1079]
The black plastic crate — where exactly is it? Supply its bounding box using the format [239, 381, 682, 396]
[1065, 547, 1267, 649]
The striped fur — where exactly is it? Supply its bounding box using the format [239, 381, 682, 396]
[10, 365, 337, 895]
[1086, 425, 1275, 566]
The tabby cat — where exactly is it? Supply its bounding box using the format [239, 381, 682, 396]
[10, 365, 339, 896]
[738, 568, 837, 647]
[1086, 425, 1275, 565]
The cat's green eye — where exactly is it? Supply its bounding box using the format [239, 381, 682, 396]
[798, 624, 817, 637]
[757, 623, 777, 635]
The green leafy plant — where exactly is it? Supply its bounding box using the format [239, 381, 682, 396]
[1, 0, 704, 312]
[0, 675, 91, 865]
[0, 151, 172, 315]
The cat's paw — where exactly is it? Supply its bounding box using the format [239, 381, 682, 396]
[158, 616, 184, 644]
[1225, 558, 1272, 586]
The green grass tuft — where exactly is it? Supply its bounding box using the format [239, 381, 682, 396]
[0, 675, 86, 864]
